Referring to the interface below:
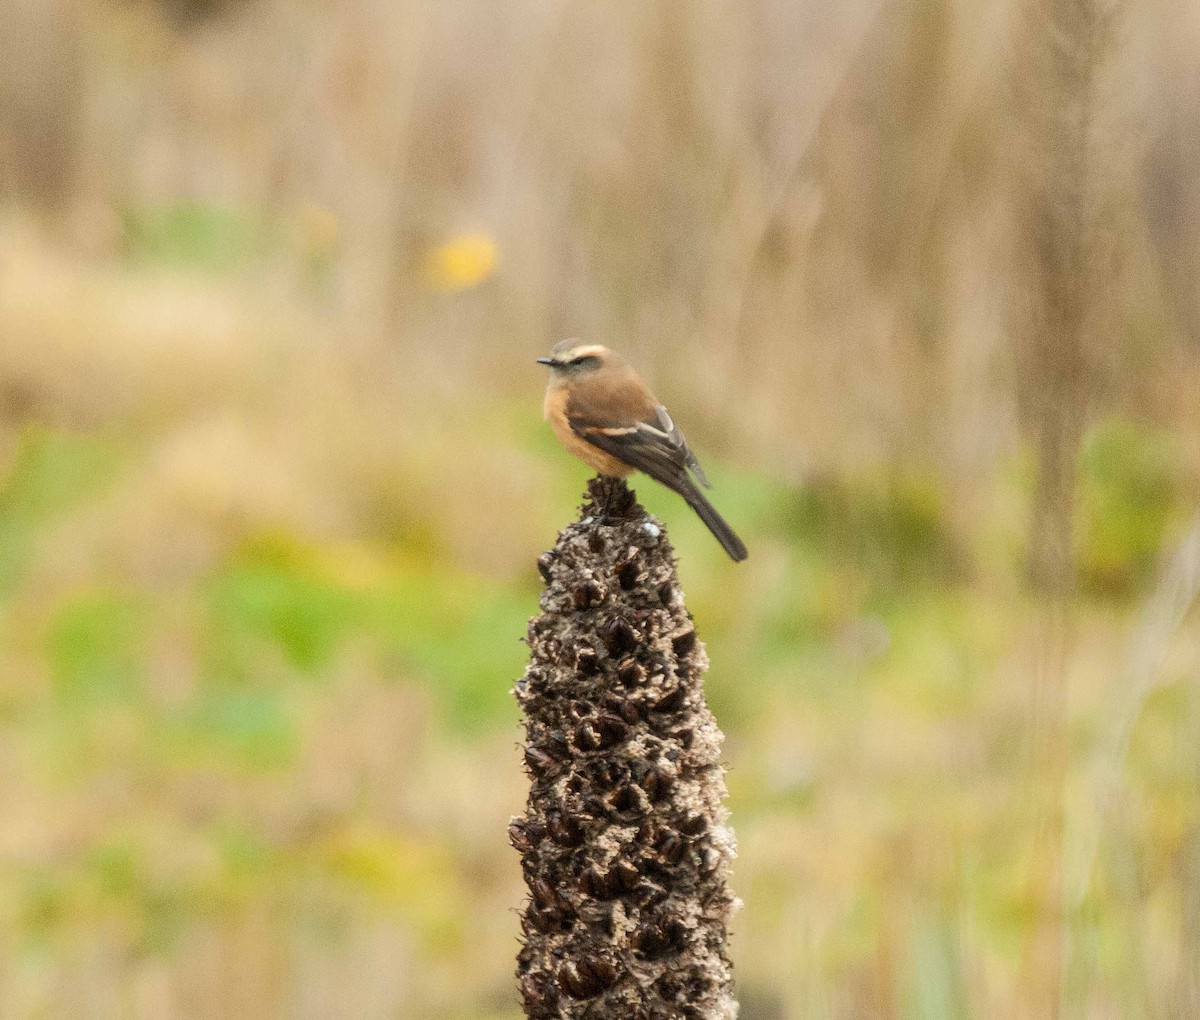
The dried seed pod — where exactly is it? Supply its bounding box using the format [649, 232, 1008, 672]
[575, 645, 600, 675]
[615, 546, 642, 590]
[542, 732, 572, 762]
[616, 697, 646, 725]
[558, 961, 591, 998]
[595, 713, 630, 749]
[601, 692, 627, 715]
[545, 809, 584, 848]
[592, 758, 628, 789]
[671, 626, 697, 655]
[639, 764, 672, 802]
[651, 685, 687, 714]
[520, 973, 558, 1017]
[559, 955, 617, 999]
[657, 831, 688, 866]
[617, 657, 646, 687]
[509, 818, 544, 854]
[611, 858, 640, 893]
[580, 955, 618, 989]
[523, 907, 563, 935]
[580, 866, 610, 900]
[610, 784, 649, 817]
[603, 616, 637, 657]
[581, 861, 636, 901]
[663, 919, 688, 950]
[537, 553, 555, 583]
[573, 578, 604, 610]
[523, 745, 554, 777]
[530, 877, 560, 913]
[574, 721, 601, 752]
[580, 794, 608, 820]
[654, 973, 683, 1002]
[631, 922, 669, 959]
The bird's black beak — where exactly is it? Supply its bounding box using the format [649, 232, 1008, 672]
[536, 357, 556, 367]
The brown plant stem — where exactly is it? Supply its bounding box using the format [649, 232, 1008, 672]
[1014, 0, 1120, 596]
[511, 476, 738, 1019]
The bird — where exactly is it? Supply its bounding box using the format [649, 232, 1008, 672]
[538, 339, 748, 562]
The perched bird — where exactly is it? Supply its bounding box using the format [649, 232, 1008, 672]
[538, 339, 748, 562]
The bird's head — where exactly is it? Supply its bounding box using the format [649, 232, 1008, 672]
[536, 339, 615, 377]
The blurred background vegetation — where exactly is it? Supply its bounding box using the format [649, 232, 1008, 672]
[1, 0, 1199, 1016]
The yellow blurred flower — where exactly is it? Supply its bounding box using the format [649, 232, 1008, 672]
[424, 232, 497, 292]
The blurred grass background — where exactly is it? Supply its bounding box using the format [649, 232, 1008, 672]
[1, 0, 1200, 1016]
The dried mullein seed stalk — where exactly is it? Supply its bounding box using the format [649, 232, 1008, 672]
[512, 476, 738, 1019]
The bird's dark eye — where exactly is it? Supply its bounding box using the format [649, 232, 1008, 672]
[568, 355, 599, 368]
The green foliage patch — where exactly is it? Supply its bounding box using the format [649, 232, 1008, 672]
[121, 202, 275, 274]
[0, 428, 122, 598]
[199, 531, 530, 735]
[48, 593, 147, 708]
[1077, 419, 1188, 596]
[779, 470, 962, 590]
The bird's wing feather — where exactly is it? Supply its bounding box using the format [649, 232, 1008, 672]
[654, 407, 711, 488]
[567, 393, 711, 490]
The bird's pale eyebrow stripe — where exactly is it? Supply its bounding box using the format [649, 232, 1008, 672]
[562, 344, 608, 360]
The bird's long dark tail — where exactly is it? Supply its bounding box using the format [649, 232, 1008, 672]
[676, 476, 748, 562]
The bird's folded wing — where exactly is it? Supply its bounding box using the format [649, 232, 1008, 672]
[568, 403, 710, 489]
